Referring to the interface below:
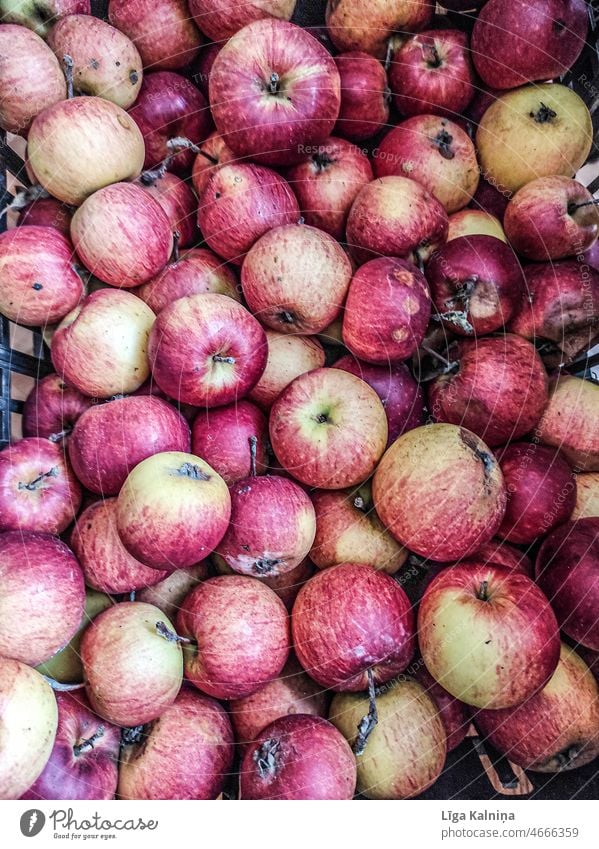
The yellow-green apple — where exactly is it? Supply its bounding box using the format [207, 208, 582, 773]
[138, 171, 198, 248]
[447, 210, 506, 242]
[137, 563, 209, 621]
[537, 375, 599, 471]
[325, 0, 433, 57]
[189, 0, 295, 41]
[22, 374, 91, 443]
[334, 52, 390, 141]
[191, 131, 236, 196]
[108, 0, 202, 70]
[572, 473, 599, 519]
[414, 664, 470, 752]
[191, 400, 268, 485]
[248, 330, 325, 410]
[0, 0, 90, 37]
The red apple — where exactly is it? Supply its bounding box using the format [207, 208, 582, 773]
[22, 374, 92, 442]
[21, 691, 120, 801]
[0, 0, 91, 38]
[537, 375, 599, 472]
[17, 197, 73, 237]
[119, 687, 234, 799]
[138, 171, 198, 248]
[372, 424, 507, 561]
[346, 175, 449, 265]
[418, 562, 560, 708]
[462, 539, 533, 577]
[413, 664, 470, 752]
[0, 531, 85, 667]
[191, 131, 236, 196]
[447, 210, 506, 243]
[190, 42, 222, 99]
[191, 400, 268, 485]
[285, 137, 373, 239]
[177, 575, 290, 700]
[573, 473, 599, 520]
[585, 239, 599, 272]
[108, 0, 202, 70]
[325, 0, 434, 57]
[270, 367, 388, 489]
[214, 553, 316, 611]
[137, 563, 209, 621]
[209, 19, 340, 166]
[116, 450, 231, 571]
[240, 714, 356, 800]
[470, 177, 510, 222]
[248, 330, 326, 410]
[578, 646, 599, 686]
[333, 52, 390, 141]
[189, 0, 295, 41]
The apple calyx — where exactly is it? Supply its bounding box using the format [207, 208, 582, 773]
[155, 620, 195, 645]
[531, 103, 557, 124]
[459, 429, 496, 480]
[353, 667, 378, 756]
[121, 725, 147, 747]
[426, 43, 443, 70]
[73, 725, 105, 758]
[253, 558, 284, 575]
[174, 462, 211, 481]
[18, 466, 59, 491]
[277, 310, 297, 326]
[431, 129, 455, 161]
[476, 580, 490, 602]
[312, 151, 335, 171]
[254, 737, 281, 778]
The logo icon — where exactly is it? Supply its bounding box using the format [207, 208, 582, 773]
[20, 810, 45, 837]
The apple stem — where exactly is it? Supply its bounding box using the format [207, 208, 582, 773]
[140, 162, 168, 185]
[212, 354, 236, 364]
[73, 725, 105, 757]
[63, 54, 74, 99]
[171, 230, 181, 264]
[48, 427, 72, 443]
[353, 668, 378, 757]
[568, 199, 599, 212]
[249, 435, 258, 477]
[477, 580, 490, 602]
[167, 137, 202, 155]
[198, 147, 219, 166]
[18, 466, 59, 491]
[155, 620, 195, 645]
[42, 676, 85, 692]
[129, 590, 136, 602]
[434, 310, 474, 334]
[278, 310, 295, 324]
[384, 39, 394, 71]
[267, 72, 280, 95]
[121, 725, 146, 747]
[0, 184, 50, 219]
[353, 495, 366, 511]
[421, 344, 458, 373]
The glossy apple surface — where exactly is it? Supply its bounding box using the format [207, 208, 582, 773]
[192, 400, 268, 485]
[22, 374, 91, 443]
[138, 171, 198, 248]
[249, 330, 325, 410]
[334, 52, 390, 141]
[108, 0, 202, 70]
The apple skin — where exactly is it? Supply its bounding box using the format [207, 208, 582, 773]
[342, 257, 431, 363]
[191, 131, 236, 196]
[425, 234, 525, 336]
[536, 518, 599, 651]
[578, 646, 599, 686]
[346, 175, 449, 265]
[22, 374, 92, 442]
[429, 335, 549, 448]
[240, 714, 356, 800]
[137, 563, 209, 622]
[447, 210, 506, 243]
[189, 0, 295, 41]
[148, 293, 267, 407]
[326, 0, 434, 57]
[373, 424, 507, 562]
[461, 540, 533, 578]
[68, 395, 190, 495]
[389, 29, 474, 119]
[310, 487, 407, 574]
[137, 248, 239, 314]
[214, 553, 315, 611]
[51, 290, 155, 399]
[334, 354, 425, 444]
[285, 137, 373, 239]
[470, 177, 510, 222]
[330, 678, 446, 799]
[292, 562, 415, 691]
[21, 691, 120, 801]
[129, 71, 211, 176]
[17, 197, 73, 238]
[475, 645, 599, 772]
[374, 116, 479, 214]
[270, 367, 388, 490]
[333, 52, 390, 141]
[537, 375, 599, 472]
[419, 562, 560, 709]
[191, 400, 268, 485]
[209, 19, 341, 167]
[138, 172, 198, 248]
[218, 475, 316, 578]
[0, 226, 83, 327]
[472, 0, 587, 90]
[413, 664, 470, 752]
[0, 24, 66, 134]
[242, 224, 352, 335]
[28, 96, 145, 206]
[476, 84, 593, 196]
[496, 443, 576, 545]
[248, 330, 325, 410]
[71, 182, 173, 288]
[116, 451, 231, 571]
[0, 437, 81, 535]
[0, 0, 90, 38]
[572, 473, 599, 520]
[0, 531, 85, 667]
[198, 163, 300, 266]
[47, 14, 142, 109]
[0, 658, 58, 801]
[108, 0, 202, 71]
[177, 575, 290, 700]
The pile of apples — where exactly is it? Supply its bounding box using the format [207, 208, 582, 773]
[1, 0, 599, 802]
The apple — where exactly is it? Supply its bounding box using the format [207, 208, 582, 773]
[373, 424, 507, 561]
[177, 575, 290, 699]
[270, 367, 388, 489]
[585, 239, 599, 272]
[21, 691, 120, 800]
[419, 562, 560, 709]
[476, 84, 593, 195]
[310, 486, 407, 574]
[578, 646, 599, 686]
[572, 473, 599, 520]
[81, 601, 183, 727]
[536, 518, 599, 650]
[0, 531, 85, 667]
[197, 163, 300, 265]
[325, 0, 434, 57]
[389, 29, 474, 118]
[48, 14, 142, 109]
[189, 0, 295, 41]
[0, 24, 66, 134]
[209, 19, 340, 167]
[342, 257, 431, 363]
[330, 678, 446, 799]
[0, 658, 57, 801]
[119, 687, 234, 800]
[137, 563, 209, 621]
[23, 375, 91, 442]
[27, 96, 145, 206]
[333, 52, 390, 141]
[292, 562, 414, 691]
[0, 0, 90, 37]
[429, 335, 549, 447]
[447, 210, 506, 243]
[51, 290, 155, 398]
[108, 0, 202, 70]
[425, 234, 525, 336]
[285, 137, 373, 239]
[138, 171, 198, 249]
[414, 664, 470, 752]
[346, 175, 449, 265]
[129, 71, 211, 176]
[17, 197, 73, 238]
[68, 395, 190, 495]
[470, 177, 510, 222]
[240, 714, 356, 800]
[0, 225, 83, 326]
[0, 437, 81, 535]
[472, 0, 588, 90]
[191, 132, 236, 196]
[191, 400, 269, 485]
[476, 645, 599, 772]
[248, 330, 326, 410]
[148, 293, 267, 407]
[462, 540, 533, 577]
[537, 375, 599, 472]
